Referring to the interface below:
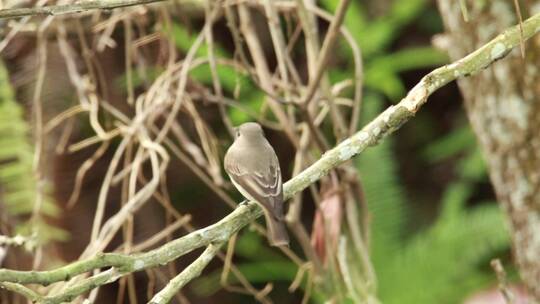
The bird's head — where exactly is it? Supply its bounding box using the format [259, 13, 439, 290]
[236, 122, 264, 139]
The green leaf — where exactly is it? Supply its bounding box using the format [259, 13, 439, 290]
[234, 230, 282, 261]
[457, 147, 487, 181]
[439, 181, 472, 220]
[367, 46, 448, 74]
[422, 126, 476, 163]
[364, 70, 405, 100]
[390, 0, 429, 25]
[324, 0, 429, 56]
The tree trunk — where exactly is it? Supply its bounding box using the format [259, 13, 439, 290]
[437, 1, 540, 299]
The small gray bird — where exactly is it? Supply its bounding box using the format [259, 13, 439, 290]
[224, 122, 289, 246]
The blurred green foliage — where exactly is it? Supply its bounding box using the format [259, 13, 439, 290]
[0, 61, 68, 243]
[325, 0, 448, 100]
[166, 23, 265, 125]
[358, 96, 508, 304]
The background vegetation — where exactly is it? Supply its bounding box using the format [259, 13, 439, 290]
[0, 0, 521, 303]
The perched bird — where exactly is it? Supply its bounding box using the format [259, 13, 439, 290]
[224, 122, 289, 246]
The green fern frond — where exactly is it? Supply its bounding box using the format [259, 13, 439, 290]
[377, 203, 508, 304]
[422, 125, 476, 163]
[0, 61, 67, 243]
[356, 95, 408, 260]
[355, 94, 509, 303]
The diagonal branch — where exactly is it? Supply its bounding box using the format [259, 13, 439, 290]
[0, 10, 539, 304]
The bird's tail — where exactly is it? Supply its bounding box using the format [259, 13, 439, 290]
[264, 212, 290, 247]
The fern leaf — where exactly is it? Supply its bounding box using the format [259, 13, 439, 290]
[0, 61, 67, 243]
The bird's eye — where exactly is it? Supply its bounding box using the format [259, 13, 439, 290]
[234, 128, 240, 138]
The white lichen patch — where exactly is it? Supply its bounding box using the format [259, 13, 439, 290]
[402, 84, 427, 111]
[490, 42, 506, 60]
[309, 172, 321, 183]
[133, 259, 145, 270]
[453, 70, 460, 78]
[372, 127, 381, 136]
[338, 145, 356, 161]
[198, 230, 208, 238]
[357, 131, 369, 141]
[340, 138, 351, 147]
[446, 62, 459, 70]
[383, 106, 395, 123]
[202, 251, 216, 263]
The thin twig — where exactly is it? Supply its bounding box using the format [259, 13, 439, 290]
[295, 0, 349, 142]
[300, 0, 351, 106]
[204, 0, 235, 138]
[0, 0, 167, 19]
[513, 0, 525, 58]
[459, 0, 469, 22]
[238, 4, 299, 146]
[491, 259, 515, 304]
[306, 5, 364, 134]
[262, 0, 294, 98]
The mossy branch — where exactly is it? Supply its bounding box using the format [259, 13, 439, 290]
[0, 10, 539, 304]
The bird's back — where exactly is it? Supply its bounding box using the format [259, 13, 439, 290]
[225, 138, 277, 171]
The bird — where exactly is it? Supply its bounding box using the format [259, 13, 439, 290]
[224, 122, 289, 246]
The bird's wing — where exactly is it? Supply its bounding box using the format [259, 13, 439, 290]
[225, 155, 284, 220]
